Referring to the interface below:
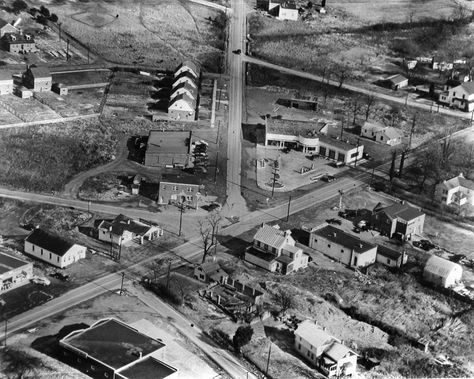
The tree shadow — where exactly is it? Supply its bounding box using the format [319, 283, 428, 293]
[264, 325, 301, 359]
[242, 124, 265, 144]
[291, 228, 309, 245]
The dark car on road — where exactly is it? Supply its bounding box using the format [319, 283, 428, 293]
[232, 49, 241, 54]
[413, 240, 436, 251]
[326, 218, 342, 225]
[321, 174, 336, 182]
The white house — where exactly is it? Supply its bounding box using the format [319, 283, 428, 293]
[268, 0, 299, 21]
[194, 261, 228, 283]
[170, 81, 196, 101]
[244, 224, 309, 274]
[360, 121, 402, 146]
[376, 245, 407, 268]
[435, 173, 474, 207]
[439, 82, 474, 112]
[98, 214, 162, 245]
[174, 60, 200, 80]
[172, 72, 198, 89]
[0, 251, 33, 293]
[294, 320, 357, 377]
[168, 93, 196, 121]
[24, 229, 86, 268]
[423, 255, 462, 288]
[309, 225, 377, 268]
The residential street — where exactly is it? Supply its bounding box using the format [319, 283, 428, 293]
[244, 55, 474, 121]
[225, 0, 248, 217]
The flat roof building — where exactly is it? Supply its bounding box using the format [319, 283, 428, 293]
[144, 131, 192, 168]
[0, 251, 33, 293]
[60, 318, 178, 379]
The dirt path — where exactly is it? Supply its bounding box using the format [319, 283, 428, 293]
[62, 135, 130, 198]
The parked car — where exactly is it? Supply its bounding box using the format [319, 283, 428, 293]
[232, 49, 241, 54]
[326, 218, 342, 225]
[321, 174, 336, 182]
[413, 240, 436, 251]
[353, 227, 361, 233]
[31, 276, 51, 286]
[50, 272, 70, 281]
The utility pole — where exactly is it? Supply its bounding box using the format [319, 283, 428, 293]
[354, 138, 360, 167]
[3, 318, 7, 347]
[120, 272, 125, 295]
[265, 342, 272, 376]
[214, 151, 219, 183]
[370, 167, 375, 186]
[66, 39, 70, 61]
[178, 202, 184, 236]
[271, 158, 280, 198]
[286, 195, 292, 221]
[118, 237, 123, 262]
[338, 190, 343, 210]
[166, 260, 171, 291]
[58, 22, 61, 42]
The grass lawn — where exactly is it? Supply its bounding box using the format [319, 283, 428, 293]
[39, 0, 226, 70]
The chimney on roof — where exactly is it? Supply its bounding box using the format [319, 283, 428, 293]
[284, 230, 291, 237]
[400, 200, 405, 205]
[359, 243, 363, 248]
[139, 351, 142, 359]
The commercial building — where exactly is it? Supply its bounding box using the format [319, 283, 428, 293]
[22, 65, 51, 92]
[144, 131, 192, 168]
[60, 318, 178, 379]
[98, 214, 162, 246]
[157, 173, 202, 209]
[294, 320, 357, 377]
[309, 225, 377, 268]
[264, 118, 364, 164]
[371, 202, 425, 240]
[24, 228, 86, 268]
[244, 224, 309, 274]
[2, 32, 35, 53]
[0, 251, 33, 293]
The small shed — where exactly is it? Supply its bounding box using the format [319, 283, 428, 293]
[423, 255, 462, 288]
[386, 74, 408, 90]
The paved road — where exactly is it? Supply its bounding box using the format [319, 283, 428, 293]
[225, 0, 248, 217]
[188, 0, 231, 12]
[243, 55, 474, 121]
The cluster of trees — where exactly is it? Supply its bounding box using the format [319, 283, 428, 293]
[409, 133, 474, 195]
[34, 6, 59, 24]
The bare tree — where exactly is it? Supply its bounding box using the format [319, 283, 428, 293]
[272, 288, 295, 316]
[364, 95, 376, 121]
[198, 211, 222, 263]
[389, 150, 397, 183]
[1, 347, 48, 379]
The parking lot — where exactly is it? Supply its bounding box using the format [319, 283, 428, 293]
[255, 147, 345, 192]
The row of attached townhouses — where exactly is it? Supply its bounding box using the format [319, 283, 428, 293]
[168, 61, 200, 121]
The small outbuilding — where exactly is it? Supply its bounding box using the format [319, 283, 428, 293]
[423, 255, 462, 288]
[385, 74, 408, 90]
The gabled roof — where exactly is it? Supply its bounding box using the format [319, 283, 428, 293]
[27, 66, 51, 79]
[424, 255, 462, 279]
[312, 225, 376, 253]
[0, 19, 16, 30]
[457, 81, 474, 96]
[98, 214, 154, 236]
[253, 224, 290, 250]
[170, 81, 197, 100]
[175, 60, 201, 78]
[386, 74, 408, 85]
[324, 341, 354, 361]
[172, 71, 198, 87]
[374, 202, 424, 222]
[362, 122, 402, 139]
[168, 93, 196, 110]
[441, 173, 474, 191]
[3, 32, 35, 44]
[362, 121, 385, 133]
[198, 261, 221, 275]
[295, 320, 333, 349]
[382, 127, 402, 139]
[25, 228, 74, 257]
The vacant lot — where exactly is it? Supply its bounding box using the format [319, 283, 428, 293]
[41, 0, 226, 70]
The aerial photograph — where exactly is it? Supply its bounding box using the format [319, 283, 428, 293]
[0, 0, 473, 378]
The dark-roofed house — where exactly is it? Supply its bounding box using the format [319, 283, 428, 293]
[0, 19, 18, 37]
[157, 173, 202, 209]
[435, 173, 474, 206]
[168, 93, 196, 121]
[376, 245, 407, 268]
[24, 228, 86, 268]
[144, 131, 192, 168]
[244, 224, 309, 274]
[385, 74, 408, 90]
[22, 65, 51, 92]
[97, 214, 162, 245]
[60, 318, 177, 379]
[172, 71, 198, 89]
[0, 251, 33, 293]
[309, 225, 377, 268]
[439, 81, 474, 112]
[2, 32, 35, 53]
[194, 261, 228, 283]
[371, 201, 425, 239]
[0, 70, 13, 95]
[294, 320, 357, 377]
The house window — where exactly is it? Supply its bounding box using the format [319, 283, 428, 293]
[263, 244, 268, 250]
[350, 152, 358, 158]
[327, 244, 331, 248]
[340, 249, 344, 253]
[453, 92, 456, 97]
[298, 343, 301, 350]
[387, 258, 391, 264]
[272, 247, 277, 254]
[172, 186, 178, 191]
[380, 136, 384, 140]
[50, 253, 52, 260]
[307, 350, 310, 357]
[442, 189, 448, 194]
[186, 187, 193, 192]
[313, 238, 317, 243]
[32, 245, 35, 251]
[57, 256, 59, 262]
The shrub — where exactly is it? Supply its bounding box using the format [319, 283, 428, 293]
[150, 283, 182, 305]
[209, 328, 231, 348]
[12, 0, 28, 14]
[233, 325, 254, 352]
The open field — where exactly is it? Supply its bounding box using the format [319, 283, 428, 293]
[37, 0, 226, 70]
